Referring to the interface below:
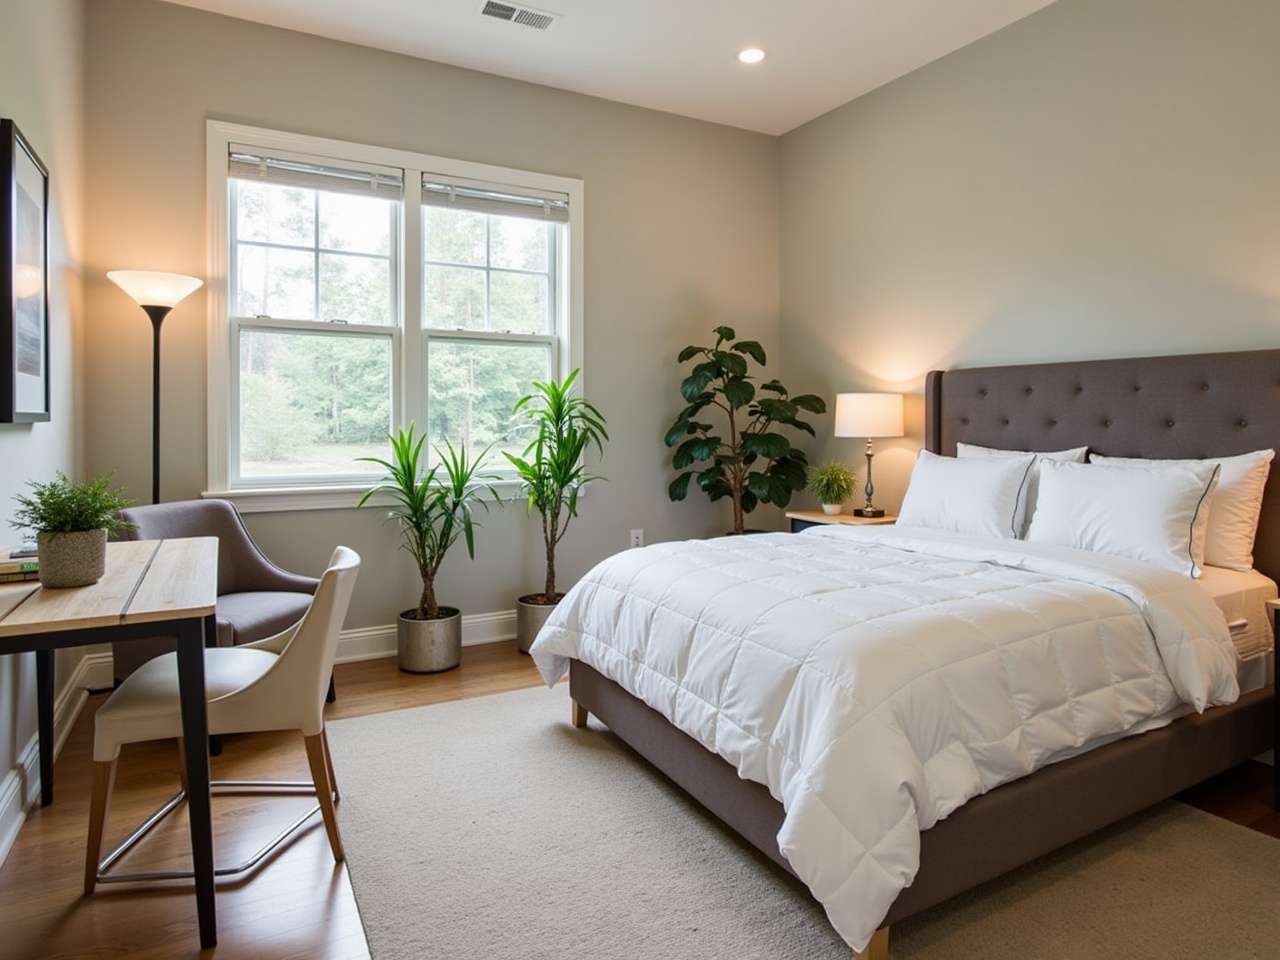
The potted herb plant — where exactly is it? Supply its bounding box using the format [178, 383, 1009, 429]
[10, 472, 134, 588]
[357, 424, 498, 673]
[506, 369, 608, 653]
[665, 326, 826, 534]
[809, 461, 858, 515]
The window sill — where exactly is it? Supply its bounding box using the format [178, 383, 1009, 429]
[205, 479, 527, 514]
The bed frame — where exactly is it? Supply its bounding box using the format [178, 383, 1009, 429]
[568, 348, 1280, 959]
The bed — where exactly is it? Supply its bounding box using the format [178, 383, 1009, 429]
[534, 349, 1280, 959]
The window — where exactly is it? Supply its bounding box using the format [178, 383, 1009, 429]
[206, 122, 582, 509]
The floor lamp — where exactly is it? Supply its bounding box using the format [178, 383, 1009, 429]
[833, 392, 904, 518]
[107, 271, 204, 504]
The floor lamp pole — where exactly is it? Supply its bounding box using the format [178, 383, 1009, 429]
[142, 305, 171, 505]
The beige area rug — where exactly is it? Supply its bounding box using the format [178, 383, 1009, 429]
[326, 685, 1280, 959]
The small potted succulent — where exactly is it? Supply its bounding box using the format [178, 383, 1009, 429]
[357, 424, 499, 673]
[10, 472, 134, 588]
[809, 461, 858, 515]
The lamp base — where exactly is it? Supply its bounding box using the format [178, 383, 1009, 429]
[853, 507, 886, 518]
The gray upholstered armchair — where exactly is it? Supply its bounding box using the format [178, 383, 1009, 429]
[111, 499, 321, 685]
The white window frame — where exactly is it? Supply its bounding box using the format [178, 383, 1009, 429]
[205, 120, 584, 512]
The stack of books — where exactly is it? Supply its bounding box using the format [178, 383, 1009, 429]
[0, 545, 39, 583]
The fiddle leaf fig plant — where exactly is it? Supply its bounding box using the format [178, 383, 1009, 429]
[665, 326, 826, 534]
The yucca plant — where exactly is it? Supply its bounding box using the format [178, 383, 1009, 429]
[357, 424, 498, 620]
[506, 369, 608, 604]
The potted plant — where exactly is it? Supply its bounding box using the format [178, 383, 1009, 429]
[505, 369, 608, 653]
[665, 325, 826, 534]
[809, 461, 858, 515]
[10, 472, 134, 588]
[357, 424, 498, 673]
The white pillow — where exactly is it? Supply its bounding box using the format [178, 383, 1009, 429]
[1089, 450, 1274, 572]
[957, 443, 1089, 537]
[1025, 459, 1221, 577]
[897, 449, 1035, 539]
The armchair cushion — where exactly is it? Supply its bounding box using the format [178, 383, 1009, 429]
[216, 592, 315, 648]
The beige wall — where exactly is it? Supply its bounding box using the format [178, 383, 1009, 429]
[779, 0, 1280, 511]
[83, 0, 781, 629]
[0, 0, 84, 852]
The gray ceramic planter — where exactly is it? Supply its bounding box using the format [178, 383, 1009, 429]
[397, 606, 461, 673]
[515, 594, 562, 654]
[37, 528, 107, 588]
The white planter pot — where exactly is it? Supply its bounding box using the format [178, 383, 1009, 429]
[821, 503, 842, 516]
[397, 606, 461, 673]
[37, 528, 107, 588]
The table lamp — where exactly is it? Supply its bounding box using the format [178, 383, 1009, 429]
[107, 270, 204, 504]
[834, 392, 904, 518]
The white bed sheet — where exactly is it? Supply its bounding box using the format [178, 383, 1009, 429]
[532, 526, 1240, 952]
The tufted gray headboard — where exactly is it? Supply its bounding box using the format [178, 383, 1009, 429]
[925, 349, 1280, 582]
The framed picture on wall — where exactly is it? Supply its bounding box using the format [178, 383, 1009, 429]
[1, 118, 50, 423]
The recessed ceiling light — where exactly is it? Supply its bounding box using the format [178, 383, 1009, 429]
[737, 47, 766, 65]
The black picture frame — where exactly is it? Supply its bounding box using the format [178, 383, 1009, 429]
[1, 118, 50, 423]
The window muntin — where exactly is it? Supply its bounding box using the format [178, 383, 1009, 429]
[208, 122, 583, 505]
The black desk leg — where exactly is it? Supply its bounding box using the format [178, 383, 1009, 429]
[35, 649, 54, 807]
[177, 613, 218, 949]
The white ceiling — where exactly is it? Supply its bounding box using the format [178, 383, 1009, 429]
[156, 0, 1058, 135]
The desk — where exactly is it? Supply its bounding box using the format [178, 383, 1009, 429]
[0, 537, 220, 948]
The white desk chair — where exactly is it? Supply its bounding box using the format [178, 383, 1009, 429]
[84, 546, 360, 893]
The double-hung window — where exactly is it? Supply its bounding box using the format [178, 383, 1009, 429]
[207, 122, 582, 509]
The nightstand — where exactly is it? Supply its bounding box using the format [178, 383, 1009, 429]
[785, 510, 897, 533]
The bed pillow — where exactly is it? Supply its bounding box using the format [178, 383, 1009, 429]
[896, 449, 1035, 539]
[956, 443, 1089, 537]
[1025, 459, 1220, 577]
[1089, 450, 1274, 572]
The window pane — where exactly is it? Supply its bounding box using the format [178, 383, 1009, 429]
[424, 264, 486, 330]
[235, 181, 314, 247]
[319, 192, 393, 255]
[490, 216, 548, 272]
[489, 271, 549, 334]
[235, 245, 315, 320]
[319, 252, 392, 325]
[239, 330, 390, 478]
[426, 340, 551, 467]
[423, 206, 485, 266]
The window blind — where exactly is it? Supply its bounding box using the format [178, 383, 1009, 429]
[229, 144, 403, 199]
[422, 173, 569, 223]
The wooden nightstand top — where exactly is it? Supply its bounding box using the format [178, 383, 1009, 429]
[785, 510, 897, 527]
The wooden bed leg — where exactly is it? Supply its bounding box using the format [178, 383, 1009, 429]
[851, 926, 889, 960]
[571, 699, 588, 728]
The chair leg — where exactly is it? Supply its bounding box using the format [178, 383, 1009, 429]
[321, 729, 340, 802]
[176, 737, 189, 795]
[305, 733, 344, 862]
[84, 759, 118, 895]
[326, 673, 336, 704]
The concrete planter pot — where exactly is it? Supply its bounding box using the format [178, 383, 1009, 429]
[37, 528, 107, 588]
[397, 606, 461, 673]
[515, 593, 562, 654]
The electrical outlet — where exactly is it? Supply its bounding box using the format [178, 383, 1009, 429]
[630, 529, 644, 549]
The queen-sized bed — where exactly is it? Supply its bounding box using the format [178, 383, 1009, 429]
[533, 349, 1279, 959]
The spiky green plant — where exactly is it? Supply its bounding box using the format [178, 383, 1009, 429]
[357, 425, 498, 620]
[505, 369, 608, 604]
[10, 472, 134, 538]
[809, 461, 858, 506]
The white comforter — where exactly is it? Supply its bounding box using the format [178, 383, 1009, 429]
[531, 526, 1241, 952]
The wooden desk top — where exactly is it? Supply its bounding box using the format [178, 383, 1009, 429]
[0, 538, 218, 639]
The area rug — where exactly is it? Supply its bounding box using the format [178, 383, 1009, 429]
[325, 685, 1280, 959]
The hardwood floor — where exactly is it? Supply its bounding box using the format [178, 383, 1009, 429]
[0, 643, 1273, 959]
[0, 642, 544, 960]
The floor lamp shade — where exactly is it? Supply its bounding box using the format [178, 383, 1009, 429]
[107, 271, 203, 505]
[833, 393, 904, 517]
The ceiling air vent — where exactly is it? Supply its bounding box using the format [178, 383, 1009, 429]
[479, 1, 561, 31]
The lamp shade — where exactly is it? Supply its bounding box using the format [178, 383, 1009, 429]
[107, 270, 203, 308]
[833, 392, 904, 439]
